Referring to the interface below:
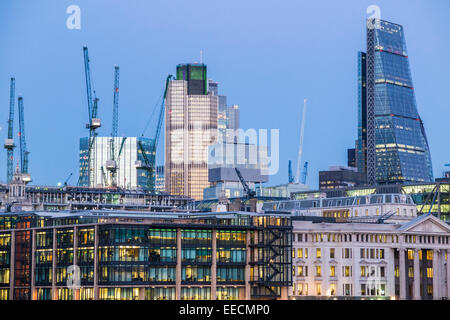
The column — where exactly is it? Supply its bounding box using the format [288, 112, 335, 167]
[93, 225, 98, 300]
[244, 230, 251, 300]
[413, 249, 421, 300]
[31, 229, 36, 300]
[433, 249, 440, 300]
[447, 250, 450, 299]
[387, 248, 396, 297]
[9, 230, 15, 300]
[211, 229, 217, 300]
[176, 228, 181, 300]
[73, 226, 79, 300]
[399, 248, 406, 300]
[52, 229, 57, 300]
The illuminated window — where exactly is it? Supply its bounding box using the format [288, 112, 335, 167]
[316, 266, 322, 277]
[330, 266, 336, 277]
[316, 248, 321, 259]
[316, 283, 322, 295]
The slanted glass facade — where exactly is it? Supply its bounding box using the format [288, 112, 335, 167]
[367, 20, 433, 184]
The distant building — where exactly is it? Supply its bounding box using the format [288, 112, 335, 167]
[364, 19, 433, 184]
[319, 166, 366, 190]
[79, 136, 154, 189]
[289, 214, 450, 300]
[155, 165, 165, 193]
[259, 183, 309, 199]
[203, 142, 268, 200]
[347, 148, 356, 168]
[165, 63, 218, 200]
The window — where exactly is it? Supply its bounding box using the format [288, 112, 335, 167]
[380, 267, 385, 277]
[343, 284, 352, 296]
[361, 266, 366, 277]
[427, 268, 433, 278]
[316, 248, 321, 259]
[297, 248, 303, 259]
[407, 249, 414, 260]
[343, 266, 351, 277]
[330, 266, 336, 277]
[304, 248, 308, 259]
[298, 234, 303, 242]
[408, 267, 414, 278]
[298, 266, 307, 277]
[360, 248, 365, 259]
[380, 249, 385, 259]
[343, 248, 352, 259]
[316, 266, 322, 277]
[298, 283, 308, 296]
[330, 248, 335, 259]
[316, 283, 322, 295]
[329, 283, 336, 296]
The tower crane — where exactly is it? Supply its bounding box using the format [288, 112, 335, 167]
[4, 78, 15, 183]
[235, 167, 256, 199]
[106, 65, 120, 187]
[17, 96, 31, 183]
[295, 98, 307, 184]
[288, 160, 294, 183]
[78, 46, 101, 186]
[301, 161, 308, 185]
[136, 74, 173, 192]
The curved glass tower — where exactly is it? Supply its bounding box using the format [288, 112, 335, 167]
[365, 19, 433, 185]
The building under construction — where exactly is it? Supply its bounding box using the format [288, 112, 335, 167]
[79, 136, 155, 190]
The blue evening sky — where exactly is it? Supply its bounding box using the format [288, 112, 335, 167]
[0, 0, 449, 189]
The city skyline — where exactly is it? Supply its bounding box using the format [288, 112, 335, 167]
[0, 1, 449, 190]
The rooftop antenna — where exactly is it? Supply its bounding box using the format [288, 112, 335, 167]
[295, 98, 307, 184]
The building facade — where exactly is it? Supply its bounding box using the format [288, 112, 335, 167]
[165, 64, 218, 200]
[319, 166, 366, 190]
[0, 210, 292, 300]
[79, 137, 154, 189]
[263, 193, 417, 224]
[355, 52, 367, 174]
[290, 214, 450, 300]
[155, 165, 165, 194]
[292, 182, 450, 222]
[365, 19, 433, 185]
[204, 142, 269, 200]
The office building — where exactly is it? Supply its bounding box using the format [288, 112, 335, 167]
[319, 166, 366, 190]
[292, 182, 450, 222]
[165, 64, 218, 200]
[155, 166, 165, 193]
[289, 214, 450, 300]
[79, 137, 154, 190]
[355, 52, 367, 174]
[263, 193, 417, 224]
[209, 80, 240, 144]
[347, 148, 356, 168]
[0, 167, 190, 213]
[203, 142, 268, 200]
[0, 210, 292, 300]
[364, 19, 433, 185]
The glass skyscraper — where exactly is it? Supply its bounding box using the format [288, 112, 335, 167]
[364, 19, 433, 185]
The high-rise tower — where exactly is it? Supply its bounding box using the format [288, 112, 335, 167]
[365, 19, 433, 185]
[165, 64, 218, 200]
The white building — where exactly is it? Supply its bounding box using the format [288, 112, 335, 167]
[290, 214, 450, 300]
[263, 193, 417, 224]
[79, 136, 154, 189]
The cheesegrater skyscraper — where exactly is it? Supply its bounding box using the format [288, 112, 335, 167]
[362, 19, 433, 185]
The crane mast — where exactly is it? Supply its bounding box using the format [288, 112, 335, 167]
[136, 74, 173, 192]
[106, 65, 120, 187]
[79, 46, 101, 186]
[295, 98, 307, 184]
[4, 78, 15, 183]
[17, 96, 31, 183]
